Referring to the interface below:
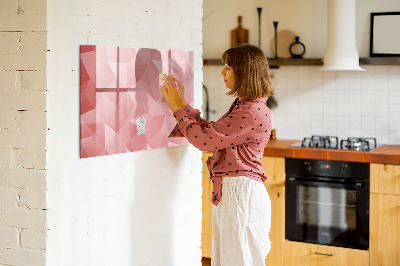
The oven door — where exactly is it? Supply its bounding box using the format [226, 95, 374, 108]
[285, 177, 369, 250]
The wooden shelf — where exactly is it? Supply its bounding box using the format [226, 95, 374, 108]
[203, 57, 400, 67]
[359, 57, 400, 65]
[203, 58, 323, 67]
[202, 59, 223, 66]
[268, 58, 322, 67]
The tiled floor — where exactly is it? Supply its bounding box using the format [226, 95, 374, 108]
[202, 257, 211, 266]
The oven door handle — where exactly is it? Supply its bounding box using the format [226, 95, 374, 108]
[287, 177, 364, 189]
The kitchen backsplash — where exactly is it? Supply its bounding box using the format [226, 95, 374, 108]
[203, 65, 400, 144]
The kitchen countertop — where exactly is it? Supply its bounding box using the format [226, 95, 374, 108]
[263, 139, 400, 165]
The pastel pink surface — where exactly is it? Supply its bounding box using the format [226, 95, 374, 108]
[80, 45, 193, 158]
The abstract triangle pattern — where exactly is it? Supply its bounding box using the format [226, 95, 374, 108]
[80, 45, 193, 158]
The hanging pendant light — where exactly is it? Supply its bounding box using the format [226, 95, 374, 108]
[320, 0, 365, 71]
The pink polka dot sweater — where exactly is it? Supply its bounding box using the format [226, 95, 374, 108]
[169, 97, 271, 206]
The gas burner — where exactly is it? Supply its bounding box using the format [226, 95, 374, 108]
[290, 136, 380, 151]
[340, 137, 377, 151]
[301, 135, 339, 149]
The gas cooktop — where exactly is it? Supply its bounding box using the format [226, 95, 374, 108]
[289, 135, 382, 151]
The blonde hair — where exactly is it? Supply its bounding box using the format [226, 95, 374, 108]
[221, 44, 273, 99]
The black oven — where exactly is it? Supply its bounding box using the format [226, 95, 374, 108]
[285, 158, 369, 250]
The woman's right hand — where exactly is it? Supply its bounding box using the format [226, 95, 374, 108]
[168, 75, 187, 108]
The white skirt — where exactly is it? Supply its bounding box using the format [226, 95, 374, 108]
[212, 176, 271, 266]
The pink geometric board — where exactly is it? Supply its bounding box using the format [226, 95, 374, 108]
[80, 45, 194, 158]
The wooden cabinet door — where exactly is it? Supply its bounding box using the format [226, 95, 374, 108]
[370, 193, 400, 266]
[262, 156, 285, 186]
[262, 156, 285, 265]
[264, 184, 284, 266]
[284, 241, 369, 266]
[201, 152, 213, 258]
[370, 163, 400, 195]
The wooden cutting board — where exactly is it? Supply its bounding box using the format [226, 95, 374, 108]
[231, 16, 249, 48]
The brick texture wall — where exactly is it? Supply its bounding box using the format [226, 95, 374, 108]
[46, 0, 203, 266]
[0, 0, 48, 265]
[1, 0, 203, 265]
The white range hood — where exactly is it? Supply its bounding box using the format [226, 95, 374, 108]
[320, 0, 365, 71]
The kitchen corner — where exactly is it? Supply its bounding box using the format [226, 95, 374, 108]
[202, 140, 400, 265]
[202, 0, 400, 264]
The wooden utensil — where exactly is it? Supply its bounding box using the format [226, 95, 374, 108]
[231, 16, 249, 48]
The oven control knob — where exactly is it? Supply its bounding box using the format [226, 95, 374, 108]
[304, 162, 312, 171]
[340, 164, 347, 174]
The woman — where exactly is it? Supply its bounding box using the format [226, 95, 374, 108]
[161, 44, 273, 266]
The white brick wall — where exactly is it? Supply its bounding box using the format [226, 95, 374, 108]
[21, 229, 47, 250]
[47, 1, 203, 266]
[0, 247, 46, 266]
[0, 0, 48, 265]
[0, 227, 19, 247]
[0, 187, 19, 208]
[3, 0, 203, 264]
[0, 169, 47, 189]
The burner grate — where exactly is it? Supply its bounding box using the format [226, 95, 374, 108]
[340, 137, 377, 151]
[296, 136, 378, 151]
[301, 135, 339, 149]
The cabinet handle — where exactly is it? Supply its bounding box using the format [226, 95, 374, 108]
[314, 252, 335, 257]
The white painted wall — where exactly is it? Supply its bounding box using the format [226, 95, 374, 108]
[203, 0, 400, 144]
[204, 0, 400, 58]
[46, 0, 203, 266]
[0, 0, 48, 265]
[204, 0, 327, 59]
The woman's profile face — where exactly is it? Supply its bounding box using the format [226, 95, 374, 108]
[220, 64, 235, 89]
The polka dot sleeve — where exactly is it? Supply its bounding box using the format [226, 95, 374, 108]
[169, 104, 210, 138]
[173, 106, 257, 152]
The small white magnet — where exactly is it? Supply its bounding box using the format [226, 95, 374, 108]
[136, 117, 146, 135]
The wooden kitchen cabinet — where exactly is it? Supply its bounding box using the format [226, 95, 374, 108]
[370, 163, 400, 266]
[370, 193, 400, 266]
[264, 184, 285, 266]
[201, 154, 286, 266]
[201, 152, 213, 258]
[261, 156, 285, 186]
[262, 156, 285, 266]
[284, 241, 369, 266]
[370, 163, 400, 195]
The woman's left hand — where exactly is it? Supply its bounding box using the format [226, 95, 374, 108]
[160, 77, 184, 113]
